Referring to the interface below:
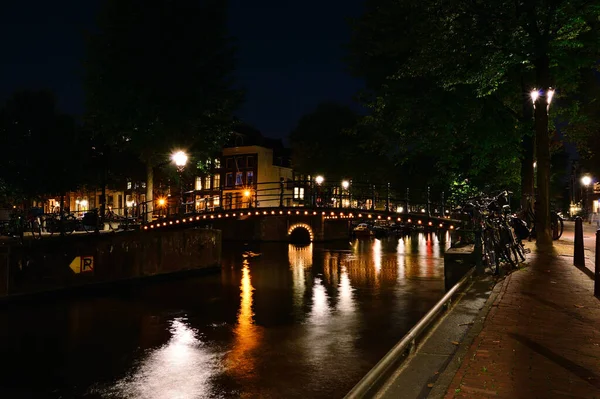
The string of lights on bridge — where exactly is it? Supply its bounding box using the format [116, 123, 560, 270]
[142, 209, 457, 231]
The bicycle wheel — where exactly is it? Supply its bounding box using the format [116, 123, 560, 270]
[30, 219, 42, 240]
[483, 231, 499, 275]
[62, 215, 76, 235]
[553, 217, 564, 240]
[41, 216, 55, 237]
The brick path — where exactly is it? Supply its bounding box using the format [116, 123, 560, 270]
[444, 247, 600, 398]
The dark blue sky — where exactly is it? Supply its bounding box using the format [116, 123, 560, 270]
[0, 0, 364, 139]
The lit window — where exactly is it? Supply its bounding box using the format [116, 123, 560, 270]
[246, 171, 254, 186]
[205, 176, 211, 190]
[213, 196, 220, 207]
[195, 177, 202, 191]
[294, 187, 305, 200]
[127, 181, 132, 190]
[235, 172, 243, 185]
[214, 174, 221, 188]
[214, 158, 221, 168]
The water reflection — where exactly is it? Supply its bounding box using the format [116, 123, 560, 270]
[103, 318, 220, 399]
[1, 233, 449, 399]
[226, 259, 262, 382]
[289, 244, 313, 316]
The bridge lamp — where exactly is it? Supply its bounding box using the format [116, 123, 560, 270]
[244, 190, 251, 197]
[315, 175, 324, 185]
[157, 197, 166, 207]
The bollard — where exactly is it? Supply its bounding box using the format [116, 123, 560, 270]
[574, 217, 585, 267]
[595, 229, 599, 298]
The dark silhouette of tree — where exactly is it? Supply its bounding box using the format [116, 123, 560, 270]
[290, 102, 390, 182]
[349, 0, 600, 249]
[84, 0, 242, 220]
[0, 90, 81, 204]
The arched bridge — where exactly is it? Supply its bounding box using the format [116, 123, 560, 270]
[142, 206, 460, 243]
[139, 181, 462, 242]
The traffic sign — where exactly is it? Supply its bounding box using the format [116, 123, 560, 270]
[69, 256, 94, 274]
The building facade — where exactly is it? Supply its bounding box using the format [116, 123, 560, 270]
[192, 128, 294, 210]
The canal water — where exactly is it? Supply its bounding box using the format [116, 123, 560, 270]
[0, 233, 449, 399]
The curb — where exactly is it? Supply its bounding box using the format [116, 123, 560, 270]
[427, 273, 512, 398]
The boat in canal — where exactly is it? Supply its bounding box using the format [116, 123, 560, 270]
[353, 223, 372, 237]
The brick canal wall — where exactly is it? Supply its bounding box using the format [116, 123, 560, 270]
[0, 228, 221, 299]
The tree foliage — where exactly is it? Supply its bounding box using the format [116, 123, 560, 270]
[84, 0, 242, 187]
[0, 90, 81, 204]
[349, 0, 600, 247]
[290, 102, 390, 182]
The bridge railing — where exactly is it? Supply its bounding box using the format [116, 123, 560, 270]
[136, 181, 458, 224]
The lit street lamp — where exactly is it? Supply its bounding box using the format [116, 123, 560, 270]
[530, 88, 555, 246]
[581, 175, 592, 218]
[171, 151, 188, 214]
[314, 176, 324, 207]
[341, 180, 350, 208]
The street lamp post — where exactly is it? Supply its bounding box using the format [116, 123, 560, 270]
[341, 180, 350, 209]
[581, 175, 592, 220]
[171, 151, 188, 215]
[315, 175, 324, 207]
[531, 88, 555, 248]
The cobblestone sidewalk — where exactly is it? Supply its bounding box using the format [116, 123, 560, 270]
[443, 247, 600, 398]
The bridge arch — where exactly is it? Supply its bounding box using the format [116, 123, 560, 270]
[287, 223, 314, 244]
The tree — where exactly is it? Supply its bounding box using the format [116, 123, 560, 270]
[84, 0, 242, 220]
[349, 0, 600, 249]
[0, 90, 81, 204]
[290, 102, 390, 182]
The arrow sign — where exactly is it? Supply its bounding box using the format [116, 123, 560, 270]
[69, 256, 94, 274]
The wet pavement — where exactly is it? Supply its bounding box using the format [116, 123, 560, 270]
[0, 233, 449, 398]
[441, 243, 600, 398]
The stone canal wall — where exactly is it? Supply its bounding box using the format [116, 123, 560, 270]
[0, 228, 221, 299]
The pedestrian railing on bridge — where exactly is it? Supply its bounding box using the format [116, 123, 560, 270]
[142, 180, 457, 222]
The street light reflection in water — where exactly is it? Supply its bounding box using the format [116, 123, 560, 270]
[102, 318, 221, 399]
[1, 233, 447, 399]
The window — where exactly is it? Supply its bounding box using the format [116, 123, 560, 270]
[214, 174, 221, 189]
[226, 158, 233, 169]
[214, 158, 221, 168]
[127, 181, 132, 190]
[235, 172, 243, 186]
[246, 171, 254, 186]
[247, 156, 255, 167]
[226, 173, 233, 187]
[195, 177, 202, 191]
[213, 195, 220, 207]
[237, 157, 246, 168]
[205, 176, 211, 190]
[294, 187, 305, 200]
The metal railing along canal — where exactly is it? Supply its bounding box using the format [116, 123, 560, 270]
[345, 267, 476, 399]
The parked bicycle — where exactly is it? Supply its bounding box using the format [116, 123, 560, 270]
[457, 191, 527, 275]
[521, 195, 564, 240]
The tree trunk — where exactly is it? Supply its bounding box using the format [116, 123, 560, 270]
[534, 55, 552, 250]
[520, 79, 535, 213]
[146, 162, 154, 223]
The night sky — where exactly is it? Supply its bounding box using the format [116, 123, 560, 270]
[0, 0, 364, 140]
